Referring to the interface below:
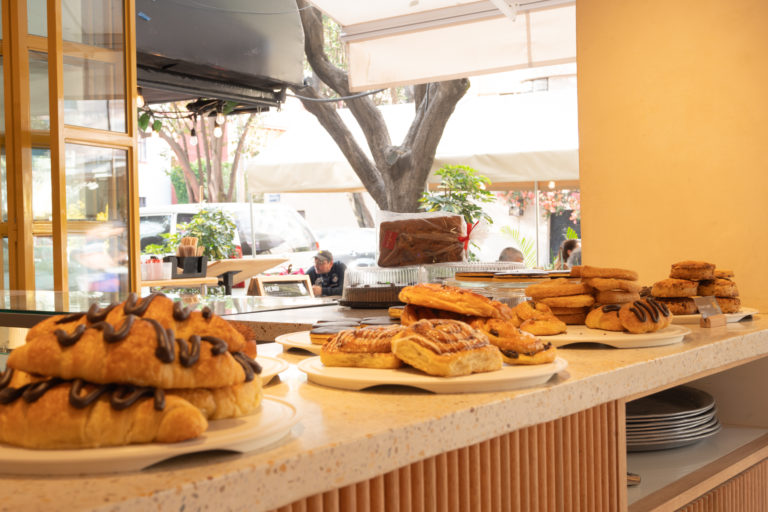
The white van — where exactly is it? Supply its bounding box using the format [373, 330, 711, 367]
[139, 202, 319, 273]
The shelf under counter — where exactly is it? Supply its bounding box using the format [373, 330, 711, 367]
[628, 425, 768, 510]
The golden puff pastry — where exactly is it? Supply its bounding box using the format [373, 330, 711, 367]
[490, 329, 557, 366]
[391, 319, 502, 377]
[398, 283, 500, 318]
[321, 325, 405, 369]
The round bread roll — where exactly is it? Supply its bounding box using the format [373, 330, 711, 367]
[669, 260, 715, 280]
[651, 278, 698, 298]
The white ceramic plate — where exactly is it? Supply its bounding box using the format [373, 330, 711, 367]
[671, 306, 758, 324]
[297, 356, 568, 394]
[256, 355, 290, 385]
[0, 397, 299, 476]
[546, 324, 691, 349]
[275, 330, 321, 355]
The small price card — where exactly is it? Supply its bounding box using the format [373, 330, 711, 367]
[693, 296, 726, 327]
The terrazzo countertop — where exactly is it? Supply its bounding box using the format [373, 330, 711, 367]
[2, 314, 767, 511]
[223, 304, 387, 341]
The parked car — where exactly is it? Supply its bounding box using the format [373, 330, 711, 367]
[139, 203, 319, 273]
[315, 227, 376, 268]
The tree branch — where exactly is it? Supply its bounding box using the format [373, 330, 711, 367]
[228, 114, 254, 201]
[296, 0, 390, 166]
[290, 83, 387, 204]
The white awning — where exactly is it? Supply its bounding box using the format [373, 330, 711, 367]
[309, 0, 576, 91]
[247, 89, 579, 193]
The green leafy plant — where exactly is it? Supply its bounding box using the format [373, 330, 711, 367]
[419, 165, 495, 259]
[142, 242, 171, 256]
[501, 226, 537, 268]
[566, 226, 579, 240]
[166, 208, 238, 260]
[420, 165, 495, 225]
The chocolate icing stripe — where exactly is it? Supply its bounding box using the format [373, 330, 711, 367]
[86, 303, 118, 323]
[172, 301, 192, 322]
[630, 304, 647, 322]
[636, 300, 659, 323]
[233, 351, 261, 382]
[92, 315, 137, 343]
[123, 292, 165, 316]
[0, 368, 13, 389]
[144, 317, 175, 363]
[55, 324, 87, 347]
[55, 312, 85, 325]
[110, 385, 163, 411]
[69, 379, 112, 409]
[22, 378, 64, 403]
[200, 335, 228, 355]
[176, 336, 201, 367]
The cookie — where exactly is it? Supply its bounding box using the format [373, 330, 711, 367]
[582, 277, 642, 293]
[579, 265, 639, 281]
[594, 290, 641, 304]
[525, 279, 592, 299]
[538, 294, 595, 308]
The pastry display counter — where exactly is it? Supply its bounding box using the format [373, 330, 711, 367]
[1, 311, 767, 511]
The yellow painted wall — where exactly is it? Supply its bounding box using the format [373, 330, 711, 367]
[577, 0, 768, 311]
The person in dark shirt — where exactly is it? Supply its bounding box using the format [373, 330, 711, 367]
[307, 250, 346, 296]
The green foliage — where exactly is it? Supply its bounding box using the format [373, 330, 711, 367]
[566, 226, 579, 240]
[142, 242, 171, 256]
[501, 226, 537, 268]
[419, 165, 495, 225]
[166, 208, 238, 260]
[138, 112, 150, 132]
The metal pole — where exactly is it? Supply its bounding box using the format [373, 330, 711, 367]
[534, 180, 540, 268]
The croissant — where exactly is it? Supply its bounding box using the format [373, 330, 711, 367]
[0, 369, 207, 449]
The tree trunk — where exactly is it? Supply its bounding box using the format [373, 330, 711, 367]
[293, 0, 468, 213]
[348, 192, 374, 227]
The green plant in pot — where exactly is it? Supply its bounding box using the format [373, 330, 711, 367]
[166, 208, 238, 261]
[419, 165, 495, 260]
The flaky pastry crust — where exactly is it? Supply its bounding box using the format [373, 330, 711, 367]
[391, 319, 502, 377]
[399, 283, 499, 318]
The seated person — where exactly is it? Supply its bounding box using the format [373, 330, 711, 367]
[498, 247, 524, 263]
[307, 250, 346, 296]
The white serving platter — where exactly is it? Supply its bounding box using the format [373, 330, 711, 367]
[297, 356, 568, 394]
[671, 306, 758, 324]
[546, 324, 691, 349]
[275, 330, 321, 355]
[0, 397, 299, 476]
[256, 355, 290, 385]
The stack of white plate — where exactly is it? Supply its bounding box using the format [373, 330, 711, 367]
[626, 386, 721, 452]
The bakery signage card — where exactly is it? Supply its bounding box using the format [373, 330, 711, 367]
[693, 296, 723, 318]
